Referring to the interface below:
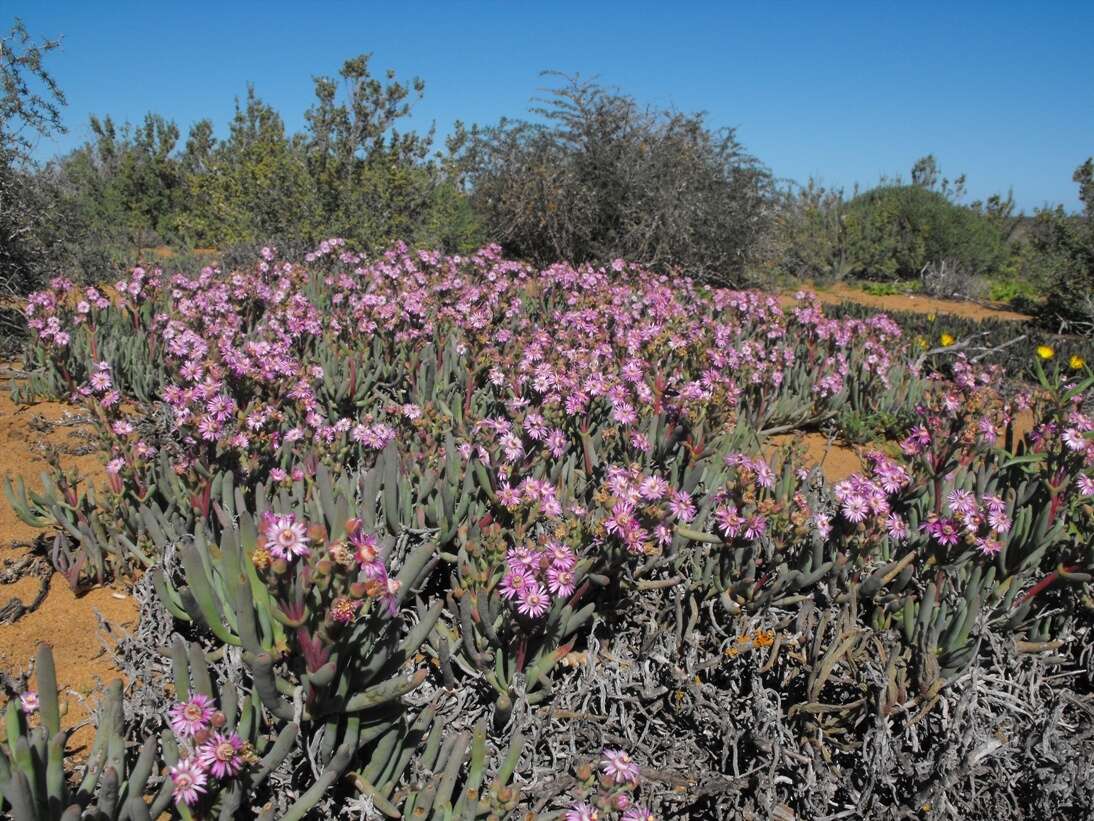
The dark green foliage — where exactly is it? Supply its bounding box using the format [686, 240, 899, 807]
[456, 73, 776, 285]
[0, 18, 66, 299]
[840, 184, 1008, 281]
[1035, 158, 1094, 333]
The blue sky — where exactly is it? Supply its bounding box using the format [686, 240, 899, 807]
[10, 1, 1094, 211]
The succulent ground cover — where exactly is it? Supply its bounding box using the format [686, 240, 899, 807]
[2, 242, 1093, 819]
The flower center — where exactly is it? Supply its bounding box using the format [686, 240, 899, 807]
[216, 741, 234, 761]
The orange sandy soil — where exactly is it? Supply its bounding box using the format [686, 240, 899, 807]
[765, 432, 864, 484]
[0, 383, 137, 755]
[780, 281, 1031, 322]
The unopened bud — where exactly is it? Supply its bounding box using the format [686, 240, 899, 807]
[210, 711, 227, 728]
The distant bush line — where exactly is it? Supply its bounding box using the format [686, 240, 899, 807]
[2, 22, 1093, 332]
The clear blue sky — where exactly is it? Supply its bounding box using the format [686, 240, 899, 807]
[10, 1, 1094, 211]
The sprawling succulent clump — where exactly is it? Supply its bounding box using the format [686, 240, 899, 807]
[3, 242, 1093, 819]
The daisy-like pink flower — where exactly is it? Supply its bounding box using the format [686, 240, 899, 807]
[638, 475, 669, 501]
[169, 694, 216, 738]
[753, 461, 775, 490]
[667, 490, 695, 522]
[170, 757, 207, 806]
[517, 581, 550, 618]
[886, 514, 908, 541]
[923, 516, 960, 548]
[986, 507, 1011, 534]
[714, 504, 744, 539]
[947, 490, 978, 519]
[497, 483, 522, 509]
[565, 803, 600, 821]
[1063, 428, 1087, 452]
[20, 691, 38, 713]
[974, 537, 1003, 557]
[840, 495, 869, 524]
[600, 748, 641, 784]
[350, 529, 379, 564]
[546, 541, 576, 570]
[547, 565, 576, 598]
[262, 512, 310, 560]
[1078, 474, 1094, 496]
[743, 515, 767, 541]
[622, 807, 657, 821]
[499, 568, 532, 600]
[198, 732, 245, 779]
[901, 426, 931, 455]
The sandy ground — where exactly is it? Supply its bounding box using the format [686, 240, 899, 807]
[782, 282, 1031, 322]
[766, 432, 864, 484]
[0, 385, 137, 754]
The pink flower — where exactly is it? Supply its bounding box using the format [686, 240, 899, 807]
[886, 514, 908, 541]
[923, 516, 960, 548]
[715, 504, 744, 539]
[566, 803, 600, 821]
[975, 537, 1002, 557]
[840, 495, 869, 524]
[667, 490, 696, 522]
[1063, 428, 1087, 452]
[743, 515, 767, 541]
[600, 748, 641, 784]
[517, 581, 550, 618]
[622, 807, 656, 821]
[547, 565, 576, 598]
[169, 694, 216, 738]
[546, 541, 576, 570]
[20, 691, 38, 713]
[262, 513, 310, 560]
[638, 475, 668, 501]
[1078, 474, 1094, 496]
[497, 483, 522, 509]
[499, 568, 532, 600]
[198, 732, 245, 779]
[170, 757, 207, 806]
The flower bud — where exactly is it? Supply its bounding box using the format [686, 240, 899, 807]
[210, 711, 226, 728]
[271, 558, 289, 576]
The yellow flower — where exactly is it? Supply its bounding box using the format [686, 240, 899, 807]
[1069, 354, 1085, 370]
[939, 333, 955, 347]
[915, 335, 928, 350]
[1036, 345, 1055, 361]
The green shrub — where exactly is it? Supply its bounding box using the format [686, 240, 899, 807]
[841, 184, 1009, 281]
